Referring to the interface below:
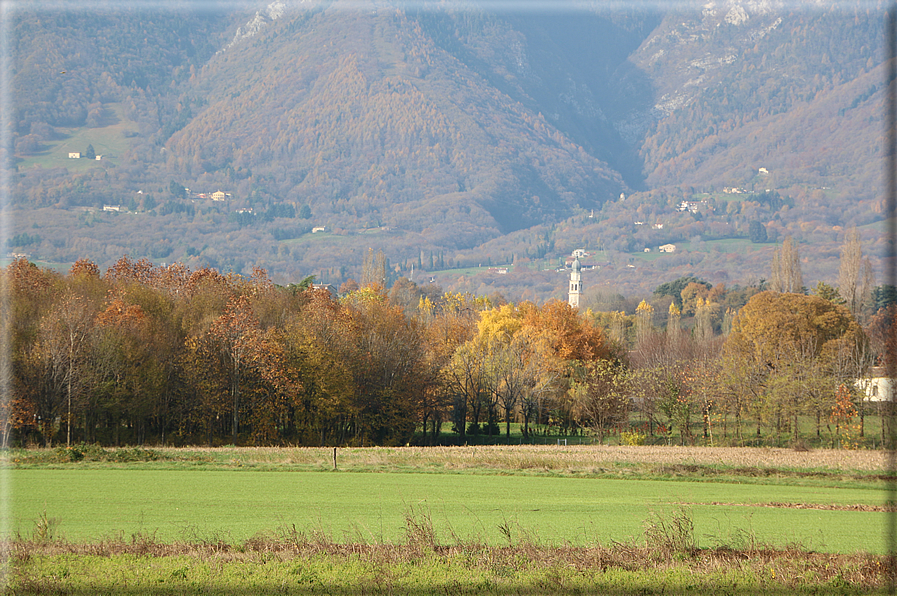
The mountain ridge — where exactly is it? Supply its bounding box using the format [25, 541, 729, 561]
[6, 1, 888, 299]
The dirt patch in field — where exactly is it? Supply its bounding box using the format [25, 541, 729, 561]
[690, 501, 897, 512]
[576, 445, 886, 472]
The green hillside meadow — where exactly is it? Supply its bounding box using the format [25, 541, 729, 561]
[15, 103, 134, 171]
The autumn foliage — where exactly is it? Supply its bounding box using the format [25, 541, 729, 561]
[4, 255, 882, 448]
[3, 257, 617, 447]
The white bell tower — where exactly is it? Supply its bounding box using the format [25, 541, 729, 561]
[568, 258, 582, 308]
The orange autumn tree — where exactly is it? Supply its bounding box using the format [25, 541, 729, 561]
[184, 294, 268, 442]
[5, 258, 57, 445]
[830, 383, 859, 449]
[444, 299, 613, 439]
[723, 291, 865, 443]
[91, 297, 153, 445]
[209, 295, 264, 441]
[417, 303, 476, 443]
[339, 286, 426, 446]
[521, 300, 613, 435]
[281, 287, 357, 445]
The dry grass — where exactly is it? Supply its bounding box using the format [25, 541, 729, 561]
[146, 444, 889, 473]
[8, 529, 888, 592]
[9, 501, 890, 593]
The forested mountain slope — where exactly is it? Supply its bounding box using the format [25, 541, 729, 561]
[6, 0, 889, 298]
[631, 2, 883, 199]
[166, 4, 626, 244]
[12, 7, 230, 144]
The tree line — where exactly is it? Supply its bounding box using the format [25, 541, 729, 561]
[2, 243, 891, 448]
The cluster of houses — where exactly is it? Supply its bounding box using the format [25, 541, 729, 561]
[189, 190, 230, 201]
[650, 244, 677, 253]
[677, 200, 710, 213]
[68, 152, 102, 160]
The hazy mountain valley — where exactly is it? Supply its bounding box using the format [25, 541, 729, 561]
[6, 0, 888, 302]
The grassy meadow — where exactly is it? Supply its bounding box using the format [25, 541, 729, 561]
[5, 445, 894, 594]
[14, 103, 135, 171]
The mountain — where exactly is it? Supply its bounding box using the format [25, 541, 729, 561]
[165, 3, 633, 241]
[629, 2, 883, 197]
[6, 0, 889, 299]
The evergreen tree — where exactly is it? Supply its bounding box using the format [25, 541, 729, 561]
[748, 221, 767, 243]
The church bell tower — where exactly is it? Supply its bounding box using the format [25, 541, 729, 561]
[568, 258, 582, 308]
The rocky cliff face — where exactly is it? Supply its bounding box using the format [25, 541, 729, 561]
[621, 1, 882, 193]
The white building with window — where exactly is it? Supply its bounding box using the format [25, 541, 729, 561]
[862, 367, 893, 402]
[568, 258, 582, 308]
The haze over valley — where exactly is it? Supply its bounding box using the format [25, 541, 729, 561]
[7, 0, 888, 302]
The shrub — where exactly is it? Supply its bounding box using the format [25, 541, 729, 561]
[620, 431, 647, 446]
[53, 443, 161, 463]
[31, 509, 59, 544]
[643, 507, 696, 558]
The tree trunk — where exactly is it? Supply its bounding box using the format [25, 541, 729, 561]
[231, 362, 242, 442]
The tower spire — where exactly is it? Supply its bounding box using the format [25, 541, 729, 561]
[568, 257, 582, 308]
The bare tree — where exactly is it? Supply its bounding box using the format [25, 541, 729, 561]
[861, 257, 875, 323]
[361, 248, 388, 289]
[838, 228, 864, 316]
[635, 300, 654, 348]
[831, 335, 874, 439]
[41, 292, 94, 446]
[441, 337, 487, 440]
[573, 360, 631, 444]
[694, 298, 716, 347]
[666, 303, 682, 348]
[770, 236, 803, 293]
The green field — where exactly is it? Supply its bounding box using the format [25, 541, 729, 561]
[15, 103, 135, 171]
[12, 548, 886, 595]
[0, 258, 71, 273]
[8, 469, 889, 553]
[631, 237, 766, 261]
[7, 446, 891, 594]
[6, 448, 890, 554]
